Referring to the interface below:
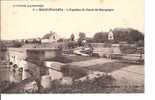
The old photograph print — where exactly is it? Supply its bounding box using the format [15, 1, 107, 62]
[0, 0, 144, 93]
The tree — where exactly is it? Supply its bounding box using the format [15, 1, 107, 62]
[57, 38, 64, 42]
[25, 40, 29, 44]
[92, 28, 144, 44]
[12, 40, 22, 47]
[112, 28, 144, 43]
[78, 32, 86, 46]
[86, 37, 94, 43]
[70, 34, 75, 41]
[93, 32, 108, 43]
[68, 41, 78, 49]
[79, 32, 86, 39]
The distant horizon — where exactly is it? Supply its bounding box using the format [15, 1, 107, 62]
[0, 27, 144, 41]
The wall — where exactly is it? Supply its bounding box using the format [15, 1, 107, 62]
[49, 69, 63, 80]
[27, 49, 61, 60]
[0, 46, 10, 82]
[0, 67, 10, 82]
[27, 50, 44, 60]
[90, 43, 121, 57]
[45, 61, 65, 80]
[20, 60, 40, 80]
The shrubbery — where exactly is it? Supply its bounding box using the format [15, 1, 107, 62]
[92, 28, 144, 44]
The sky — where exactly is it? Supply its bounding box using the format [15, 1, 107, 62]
[1, 0, 144, 40]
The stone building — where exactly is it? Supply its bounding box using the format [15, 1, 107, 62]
[41, 32, 59, 43]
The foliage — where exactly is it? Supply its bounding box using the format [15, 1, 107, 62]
[112, 28, 144, 43]
[57, 38, 64, 42]
[12, 40, 23, 47]
[70, 34, 75, 41]
[92, 28, 144, 44]
[67, 41, 78, 49]
[93, 32, 108, 43]
[78, 32, 86, 46]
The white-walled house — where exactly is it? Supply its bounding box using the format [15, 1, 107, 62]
[41, 32, 59, 43]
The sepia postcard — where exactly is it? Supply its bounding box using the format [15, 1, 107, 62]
[0, 0, 144, 93]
